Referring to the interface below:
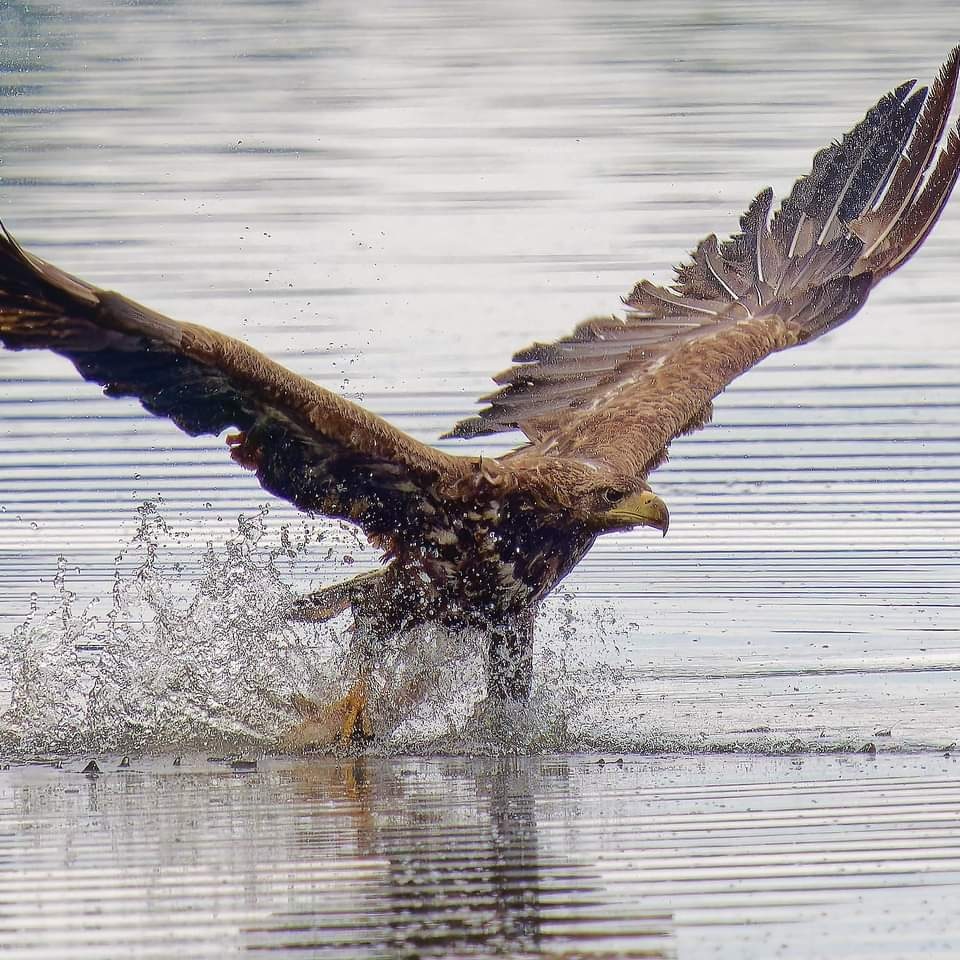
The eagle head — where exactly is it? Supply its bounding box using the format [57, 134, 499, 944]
[561, 461, 669, 535]
[591, 483, 670, 536]
[510, 458, 670, 536]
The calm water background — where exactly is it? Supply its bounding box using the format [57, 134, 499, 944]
[0, 0, 959, 956]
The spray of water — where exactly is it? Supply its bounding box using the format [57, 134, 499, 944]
[0, 502, 627, 757]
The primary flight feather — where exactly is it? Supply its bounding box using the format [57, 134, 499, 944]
[2, 48, 959, 747]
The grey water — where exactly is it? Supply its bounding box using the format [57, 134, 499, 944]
[4, 752, 960, 960]
[1, 0, 959, 956]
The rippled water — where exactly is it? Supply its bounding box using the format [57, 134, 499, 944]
[5, 753, 960, 959]
[1, 0, 959, 955]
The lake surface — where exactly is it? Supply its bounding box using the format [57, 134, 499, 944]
[0, 0, 959, 956]
[5, 752, 960, 959]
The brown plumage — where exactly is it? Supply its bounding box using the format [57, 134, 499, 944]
[2, 49, 959, 746]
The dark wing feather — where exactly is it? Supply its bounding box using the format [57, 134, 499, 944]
[446, 48, 960, 480]
[0, 227, 469, 538]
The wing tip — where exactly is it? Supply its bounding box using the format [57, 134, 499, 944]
[440, 417, 484, 440]
[444, 47, 960, 452]
[441, 413, 515, 440]
[0, 217, 29, 263]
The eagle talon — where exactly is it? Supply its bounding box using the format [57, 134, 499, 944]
[282, 679, 372, 752]
[335, 678, 373, 742]
[226, 431, 260, 471]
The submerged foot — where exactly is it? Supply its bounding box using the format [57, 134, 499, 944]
[458, 694, 532, 750]
[281, 678, 373, 752]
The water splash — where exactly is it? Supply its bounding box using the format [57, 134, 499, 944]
[0, 503, 902, 758]
[0, 502, 631, 757]
[1, 503, 335, 753]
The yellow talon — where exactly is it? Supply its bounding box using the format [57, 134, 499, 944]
[281, 678, 372, 752]
[339, 679, 373, 741]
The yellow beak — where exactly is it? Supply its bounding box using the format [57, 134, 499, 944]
[602, 489, 670, 535]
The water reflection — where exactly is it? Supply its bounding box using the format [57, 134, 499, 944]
[0, 754, 678, 958]
[272, 756, 673, 957]
[6, 753, 960, 957]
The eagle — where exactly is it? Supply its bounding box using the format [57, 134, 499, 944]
[2, 50, 959, 749]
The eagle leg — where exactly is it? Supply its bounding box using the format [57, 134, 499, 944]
[486, 610, 535, 703]
[285, 568, 385, 623]
[281, 568, 392, 751]
[281, 679, 372, 752]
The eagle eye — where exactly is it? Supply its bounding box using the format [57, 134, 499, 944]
[602, 488, 624, 505]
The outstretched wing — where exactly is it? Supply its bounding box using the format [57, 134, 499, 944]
[0, 229, 469, 539]
[448, 49, 960, 479]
